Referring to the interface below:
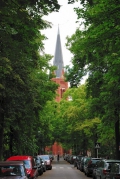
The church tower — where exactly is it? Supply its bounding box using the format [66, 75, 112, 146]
[45, 26, 70, 156]
[53, 26, 64, 78]
[49, 26, 69, 156]
[52, 26, 68, 102]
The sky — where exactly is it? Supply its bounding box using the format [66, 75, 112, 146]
[41, 0, 82, 67]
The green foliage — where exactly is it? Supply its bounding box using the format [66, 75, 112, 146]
[0, 0, 60, 159]
[1, 0, 119, 159]
[43, 85, 100, 155]
[75, 117, 101, 136]
[65, 0, 120, 158]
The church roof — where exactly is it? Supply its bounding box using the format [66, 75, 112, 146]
[53, 26, 64, 78]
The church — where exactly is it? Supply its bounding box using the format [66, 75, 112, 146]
[45, 26, 69, 156]
[52, 26, 68, 102]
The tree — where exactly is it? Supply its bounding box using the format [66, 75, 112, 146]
[65, 0, 120, 158]
[0, 0, 60, 159]
[48, 85, 101, 156]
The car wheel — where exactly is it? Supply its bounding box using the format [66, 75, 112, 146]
[87, 172, 89, 177]
[39, 169, 43, 176]
[38, 170, 41, 176]
[44, 166, 46, 172]
[97, 176, 101, 179]
[41, 171, 43, 175]
[49, 165, 52, 170]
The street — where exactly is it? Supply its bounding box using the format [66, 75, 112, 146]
[38, 157, 89, 179]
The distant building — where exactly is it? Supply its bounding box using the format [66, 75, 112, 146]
[52, 26, 68, 102]
[45, 26, 69, 156]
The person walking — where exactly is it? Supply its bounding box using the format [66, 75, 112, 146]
[57, 154, 59, 162]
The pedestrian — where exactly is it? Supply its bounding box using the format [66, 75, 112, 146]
[57, 154, 59, 162]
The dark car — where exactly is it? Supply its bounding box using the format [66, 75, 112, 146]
[69, 155, 76, 164]
[66, 154, 71, 163]
[83, 157, 91, 174]
[79, 156, 89, 172]
[39, 155, 52, 170]
[96, 159, 120, 179]
[49, 155, 54, 161]
[0, 161, 29, 179]
[6, 155, 39, 179]
[64, 154, 69, 161]
[34, 156, 44, 175]
[74, 155, 83, 169]
[106, 162, 120, 179]
[93, 160, 101, 179]
[84, 158, 101, 176]
[37, 155, 46, 172]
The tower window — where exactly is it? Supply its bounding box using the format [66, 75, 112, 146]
[61, 88, 65, 98]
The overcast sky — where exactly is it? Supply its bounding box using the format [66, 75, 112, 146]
[41, 0, 81, 67]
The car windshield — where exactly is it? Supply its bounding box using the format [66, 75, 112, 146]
[23, 160, 31, 169]
[92, 160, 101, 164]
[40, 155, 49, 160]
[78, 156, 82, 159]
[0, 165, 22, 176]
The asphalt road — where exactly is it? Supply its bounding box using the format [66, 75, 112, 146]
[38, 157, 89, 179]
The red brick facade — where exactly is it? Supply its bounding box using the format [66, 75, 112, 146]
[52, 77, 68, 102]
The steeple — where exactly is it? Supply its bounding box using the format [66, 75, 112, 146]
[53, 26, 64, 78]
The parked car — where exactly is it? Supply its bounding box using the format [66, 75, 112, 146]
[84, 158, 101, 176]
[96, 159, 120, 179]
[79, 156, 89, 172]
[63, 154, 67, 160]
[74, 155, 83, 169]
[66, 154, 72, 163]
[66, 154, 71, 162]
[34, 156, 44, 175]
[69, 155, 76, 164]
[64, 154, 69, 161]
[37, 155, 47, 172]
[84, 157, 91, 174]
[83, 157, 91, 174]
[0, 161, 29, 178]
[93, 160, 101, 179]
[6, 155, 39, 179]
[106, 162, 120, 179]
[39, 155, 52, 170]
[49, 155, 54, 161]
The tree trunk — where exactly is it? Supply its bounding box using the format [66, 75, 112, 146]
[0, 99, 4, 160]
[115, 117, 120, 159]
[9, 127, 14, 156]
